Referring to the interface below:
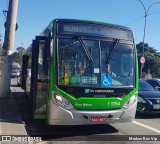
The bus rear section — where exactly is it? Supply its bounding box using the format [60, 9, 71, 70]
[23, 19, 138, 125]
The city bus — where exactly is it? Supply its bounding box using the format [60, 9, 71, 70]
[21, 19, 138, 125]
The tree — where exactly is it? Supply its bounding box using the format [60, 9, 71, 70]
[16, 46, 25, 56]
[136, 42, 160, 78]
[11, 46, 25, 66]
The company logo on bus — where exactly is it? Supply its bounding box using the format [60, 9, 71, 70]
[85, 89, 114, 94]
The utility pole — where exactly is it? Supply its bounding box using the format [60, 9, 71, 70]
[0, 0, 18, 98]
[0, 33, 2, 50]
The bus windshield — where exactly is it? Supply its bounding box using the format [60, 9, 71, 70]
[58, 37, 135, 87]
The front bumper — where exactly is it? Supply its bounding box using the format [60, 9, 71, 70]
[48, 100, 137, 125]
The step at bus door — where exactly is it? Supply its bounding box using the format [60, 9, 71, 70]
[31, 36, 50, 119]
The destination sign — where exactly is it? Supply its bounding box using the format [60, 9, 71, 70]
[57, 23, 133, 41]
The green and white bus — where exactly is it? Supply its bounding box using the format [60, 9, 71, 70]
[22, 19, 138, 125]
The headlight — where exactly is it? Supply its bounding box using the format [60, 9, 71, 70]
[137, 96, 146, 103]
[55, 94, 63, 102]
[52, 92, 74, 110]
[123, 94, 137, 108]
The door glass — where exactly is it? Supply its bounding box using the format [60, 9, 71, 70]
[38, 40, 45, 79]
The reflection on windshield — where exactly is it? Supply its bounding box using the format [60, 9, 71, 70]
[58, 37, 135, 87]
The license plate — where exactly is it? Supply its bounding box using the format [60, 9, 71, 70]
[90, 116, 106, 122]
[153, 104, 160, 109]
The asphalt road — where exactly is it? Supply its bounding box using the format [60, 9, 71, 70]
[11, 78, 160, 144]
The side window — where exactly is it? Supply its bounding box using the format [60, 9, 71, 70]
[148, 81, 158, 87]
[37, 39, 50, 80]
[50, 39, 53, 57]
[154, 81, 159, 86]
[38, 40, 45, 79]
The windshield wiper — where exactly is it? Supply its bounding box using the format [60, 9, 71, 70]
[77, 35, 93, 62]
[106, 39, 120, 64]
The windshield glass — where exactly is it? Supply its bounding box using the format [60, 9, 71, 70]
[139, 80, 155, 91]
[58, 37, 135, 88]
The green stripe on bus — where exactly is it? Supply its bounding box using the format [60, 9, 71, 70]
[34, 115, 47, 119]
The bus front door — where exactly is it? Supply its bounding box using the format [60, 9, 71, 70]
[31, 36, 50, 119]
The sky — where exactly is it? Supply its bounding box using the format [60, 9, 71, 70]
[0, 0, 160, 52]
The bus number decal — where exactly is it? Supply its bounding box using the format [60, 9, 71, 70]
[108, 102, 121, 107]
